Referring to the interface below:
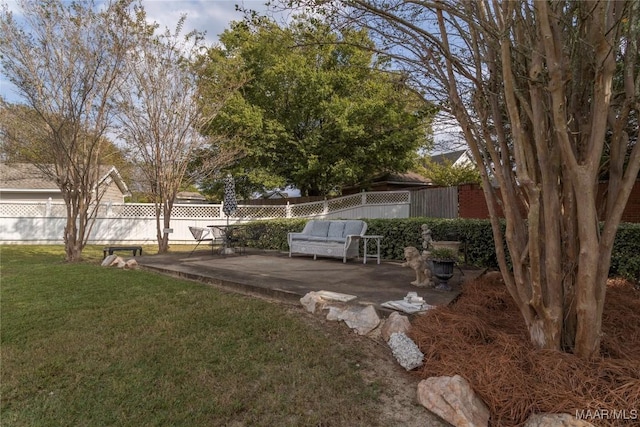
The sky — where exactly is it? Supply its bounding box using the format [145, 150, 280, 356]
[0, 0, 278, 103]
[0, 0, 461, 152]
[142, 0, 275, 45]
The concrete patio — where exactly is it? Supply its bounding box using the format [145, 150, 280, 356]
[136, 249, 486, 314]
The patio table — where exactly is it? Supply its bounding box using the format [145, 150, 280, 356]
[207, 224, 247, 255]
[362, 235, 383, 265]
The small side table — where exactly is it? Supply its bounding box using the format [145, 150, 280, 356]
[362, 235, 383, 264]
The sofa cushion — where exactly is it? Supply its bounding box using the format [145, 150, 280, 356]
[304, 236, 330, 242]
[289, 232, 307, 241]
[310, 221, 331, 237]
[326, 237, 347, 244]
[343, 221, 364, 237]
[328, 221, 346, 239]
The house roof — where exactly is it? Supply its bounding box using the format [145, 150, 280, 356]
[0, 163, 58, 190]
[175, 191, 207, 202]
[342, 171, 432, 193]
[428, 149, 469, 166]
[372, 171, 432, 185]
[0, 163, 130, 195]
[262, 190, 289, 199]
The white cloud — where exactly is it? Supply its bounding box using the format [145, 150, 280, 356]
[0, 0, 274, 104]
[143, 0, 271, 46]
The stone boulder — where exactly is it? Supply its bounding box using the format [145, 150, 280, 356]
[417, 375, 490, 427]
[101, 254, 118, 267]
[335, 305, 380, 335]
[381, 312, 411, 342]
[388, 332, 423, 371]
[101, 254, 137, 269]
[300, 292, 325, 313]
[124, 259, 138, 269]
[300, 291, 357, 314]
[523, 413, 595, 427]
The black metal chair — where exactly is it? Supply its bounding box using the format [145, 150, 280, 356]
[188, 226, 215, 256]
[226, 226, 247, 255]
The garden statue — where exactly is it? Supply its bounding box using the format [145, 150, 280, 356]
[423, 223, 461, 256]
[420, 223, 460, 291]
[421, 224, 433, 257]
[402, 246, 435, 288]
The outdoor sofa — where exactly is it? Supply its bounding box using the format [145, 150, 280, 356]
[288, 219, 367, 263]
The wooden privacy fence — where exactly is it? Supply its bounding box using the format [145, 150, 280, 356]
[410, 187, 459, 218]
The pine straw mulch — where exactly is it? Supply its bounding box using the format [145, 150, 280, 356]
[409, 275, 640, 427]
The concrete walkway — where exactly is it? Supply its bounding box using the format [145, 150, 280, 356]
[137, 249, 485, 313]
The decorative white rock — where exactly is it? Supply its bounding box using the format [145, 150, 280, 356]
[388, 332, 424, 371]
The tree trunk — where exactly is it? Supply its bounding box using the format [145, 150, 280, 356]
[63, 190, 84, 262]
[64, 213, 81, 262]
[155, 198, 174, 254]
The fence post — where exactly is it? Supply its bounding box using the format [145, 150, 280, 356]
[45, 197, 52, 217]
[323, 198, 329, 215]
[286, 201, 292, 218]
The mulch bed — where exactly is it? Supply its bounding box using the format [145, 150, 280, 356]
[409, 275, 640, 427]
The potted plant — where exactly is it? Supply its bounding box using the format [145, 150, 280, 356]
[428, 248, 458, 291]
[430, 240, 461, 256]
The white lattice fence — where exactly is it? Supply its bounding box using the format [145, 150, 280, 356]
[328, 194, 363, 211]
[235, 205, 287, 219]
[0, 202, 46, 217]
[49, 204, 67, 216]
[290, 201, 325, 217]
[366, 191, 410, 204]
[114, 204, 158, 217]
[0, 191, 410, 243]
[172, 204, 221, 218]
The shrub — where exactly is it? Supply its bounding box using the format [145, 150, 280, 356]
[242, 217, 640, 280]
[243, 219, 307, 251]
[610, 223, 640, 282]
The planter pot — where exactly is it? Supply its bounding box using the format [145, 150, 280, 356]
[431, 241, 461, 256]
[431, 258, 455, 291]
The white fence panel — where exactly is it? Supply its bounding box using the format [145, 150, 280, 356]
[0, 191, 410, 244]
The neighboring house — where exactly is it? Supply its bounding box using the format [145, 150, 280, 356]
[261, 190, 289, 199]
[175, 191, 207, 204]
[0, 163, 130, 203]
[427, 149, 474, 167]
[342, 171, 432, 195]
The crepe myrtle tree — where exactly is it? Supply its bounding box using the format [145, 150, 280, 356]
[114, 12, 246, 253]
[0, 0, 137, 261]
[283, 0, 640, 359]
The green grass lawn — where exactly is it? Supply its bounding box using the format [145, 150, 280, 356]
[0, 245, 383, 426]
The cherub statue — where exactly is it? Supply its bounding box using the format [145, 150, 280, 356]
[421, 225, 433, 257]
[402, 246, 435, 288]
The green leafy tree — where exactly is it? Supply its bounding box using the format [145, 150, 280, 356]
[420, 158, 481, 187]
[197, 16, 435, 197]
